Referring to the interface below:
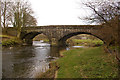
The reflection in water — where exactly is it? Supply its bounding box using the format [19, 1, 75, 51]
[2, 41, 61, 78]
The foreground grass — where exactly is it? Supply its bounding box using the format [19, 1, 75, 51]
[56, 47, 118, 78]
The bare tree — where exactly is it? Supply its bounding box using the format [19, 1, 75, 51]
[82, 1, 119, 23]
[1, 0, 12, 28]
[81, 0, 120, 60]
[1, 0, 37, 38]
[3, 0, 37, 38]
[21, 1, 37, 27]
[23, 13, 37, 27]
[82, 0, 119, 45]
[10, 0, 36, 27]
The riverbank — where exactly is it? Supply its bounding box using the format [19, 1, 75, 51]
[0, 35, 22, 47]
[38, 47, 118, 78]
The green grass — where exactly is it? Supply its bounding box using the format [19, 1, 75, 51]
[0, 35, 22, 47]
[67, 39, 103, 46]
[56, 47, 118, 78]
[0, 34, 15, 38]
[1, 38, 22, 46]
[73, 39, 103, 43]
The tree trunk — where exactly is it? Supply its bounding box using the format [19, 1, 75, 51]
[3, 1, 6, 28]
[118, 15, 120, 79]
[0, 1, 2, 36]
[0, 1, 1, 28]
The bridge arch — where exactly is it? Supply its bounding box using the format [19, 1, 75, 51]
[21, 31, 50, 45]
[21, 32, 42, 40]
[58, 32, 105, 46]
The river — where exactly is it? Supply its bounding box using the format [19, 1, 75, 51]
[2, 41, 83, 78]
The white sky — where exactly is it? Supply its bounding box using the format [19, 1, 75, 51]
[28, 0, 92, 26]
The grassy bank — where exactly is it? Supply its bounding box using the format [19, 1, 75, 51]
[56, 47, 118, 78]
[38, 47, 118, 78]
[0, 35, 22, 47]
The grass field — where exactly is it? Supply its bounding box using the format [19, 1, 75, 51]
[67, 39, 103, 46]
[56, 47, 118, 78]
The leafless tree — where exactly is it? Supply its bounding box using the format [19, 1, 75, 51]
[82, 0, 119, 45]
[22, 13, 37, 27]
[9, 0, 36, 27]
[1, 0, 12, 28]
[1, 0, 37, 37]
[81, 0, 120, 61]
[82, 1, 119, 24]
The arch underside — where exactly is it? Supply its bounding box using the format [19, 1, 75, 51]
[58, 32, 105, 45]
[21, 31, 50, 45]
[21, 32, 44, 40]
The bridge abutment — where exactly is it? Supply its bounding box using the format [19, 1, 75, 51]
[23, 39, 33, 45]
[49, 38, 59, 46]
[48, 38, 66, 47]
[58, 40, 67, 47]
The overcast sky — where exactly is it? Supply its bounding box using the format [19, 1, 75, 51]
[28, 0, 92, 26]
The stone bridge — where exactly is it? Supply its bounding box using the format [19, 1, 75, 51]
[5, 25, 112, 46]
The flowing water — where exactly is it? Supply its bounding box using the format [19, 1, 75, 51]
[2, 41, 83, 78]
